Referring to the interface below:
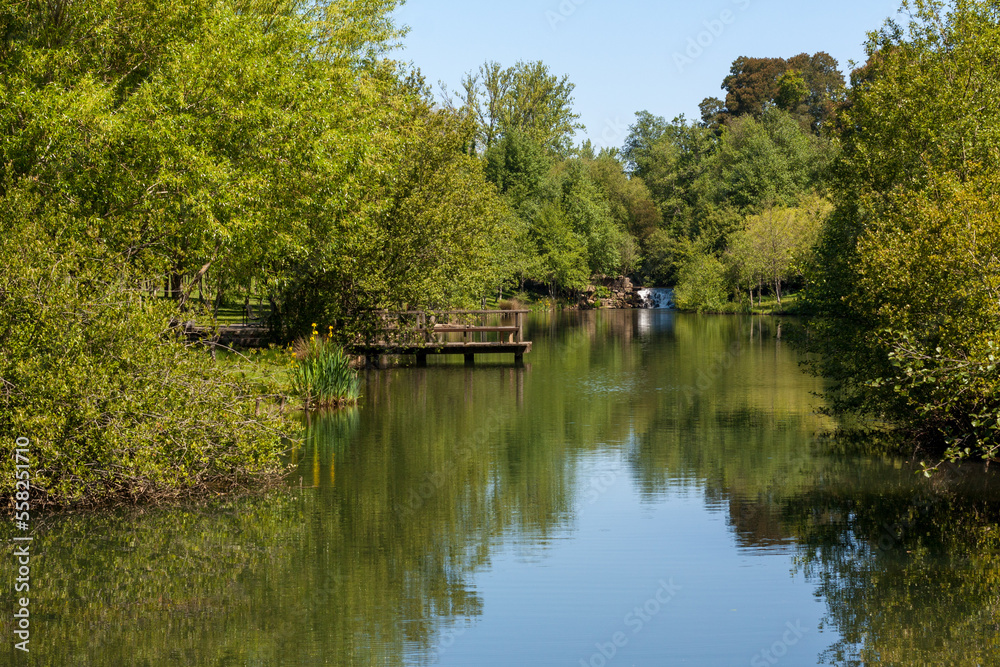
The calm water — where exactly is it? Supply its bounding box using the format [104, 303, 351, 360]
[5, 311, 1000, 666]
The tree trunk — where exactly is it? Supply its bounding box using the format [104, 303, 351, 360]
[213, 282, 225, 318]
[178, 261, 212, 309]
[167, 273, 183, 300]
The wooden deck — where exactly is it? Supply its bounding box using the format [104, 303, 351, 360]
[348, 310, 532, 366]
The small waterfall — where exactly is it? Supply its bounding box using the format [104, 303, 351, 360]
[636, 287, 674, 309]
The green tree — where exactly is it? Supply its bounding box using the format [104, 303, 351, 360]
[739, 197, 829, 305]
[556, 160, 629, 276]
[775, 70, 809, 115]
[708, 107, 826, 213]
[698, 97, 727, 130]
[483, 130, 551, 202]
[622, 114, 717, 238]
[278, 99, 515, 337]
[641, 230, 692, 286]
[673, 252, 728, 312]
[621, 110, 671, 174]
[587, 153, 661, 243]
[807, 0, 1000, 465]
[0, 0, 410, 309]
[460, 60, 583, 155]
[724, 229, 766, 306]
[528, 204, 589, 294]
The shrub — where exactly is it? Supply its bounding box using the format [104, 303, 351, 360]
[0, 227, 291, 507]
[673, 253, 728, 312]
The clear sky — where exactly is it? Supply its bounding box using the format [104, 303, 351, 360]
[393, 0, 905, 149]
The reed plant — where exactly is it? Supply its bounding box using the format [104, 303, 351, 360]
[289, 325, 361, 410]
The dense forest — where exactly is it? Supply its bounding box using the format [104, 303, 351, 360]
[1, 0, 998, 505]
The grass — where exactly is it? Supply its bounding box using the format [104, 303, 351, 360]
[746, 292, 808, 315]
[674, 292, 809, 315]
[214, 346, 294, 391]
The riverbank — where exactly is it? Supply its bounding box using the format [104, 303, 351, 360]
[669, 292, 808, 316]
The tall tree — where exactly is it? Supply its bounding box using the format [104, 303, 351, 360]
[708, 107, 826, 213]
[721, 56, 789, 117]
[460, 60, 583, 155]
[807, 0, 1000, 465]
[785, 52, 847, 132]
[587, 153, 661, 243]
[708, 52, 846, 134]
[621, 110, 670, 174]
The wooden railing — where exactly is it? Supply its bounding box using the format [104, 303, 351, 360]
[371, 310, 529, 346]
[351, 310, 532, 366]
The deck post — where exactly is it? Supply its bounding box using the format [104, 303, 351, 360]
[514, 353, 524, 366]
[416, 352, 427, 367]
[464, 353, 475, 366]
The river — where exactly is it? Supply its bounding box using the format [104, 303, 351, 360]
[4, 311, 999, 666]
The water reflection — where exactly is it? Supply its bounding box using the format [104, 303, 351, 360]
[3, 312, 998, 665]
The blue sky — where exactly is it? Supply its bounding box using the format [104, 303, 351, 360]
[393, 0, 905, 149]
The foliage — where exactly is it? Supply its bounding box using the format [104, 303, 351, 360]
[277, 97, 514, 339]
[720, 56, 790, 117]
[727, 196, 830, 305]
[289, 326, 361, 409]
[0, 220, 290, 506]
[673, 252, 728, 312]
[528, 204, 590, 294]
[806, 0, 1000, 464]
[642, 229, 695, 286]
[555, 160, 629, 276]
[621, 106, 831, 291]
[713, 52, 846, 133]
[483, 130, 552, 201]
[0, 0, 409, 304]
[459, 60, 583, 155]
[623, 113, 716, 236]
[586, 153, 662, 243]
[709, 107, 829, 213]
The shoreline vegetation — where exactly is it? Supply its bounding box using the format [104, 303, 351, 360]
[3, 0, 999, 510]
